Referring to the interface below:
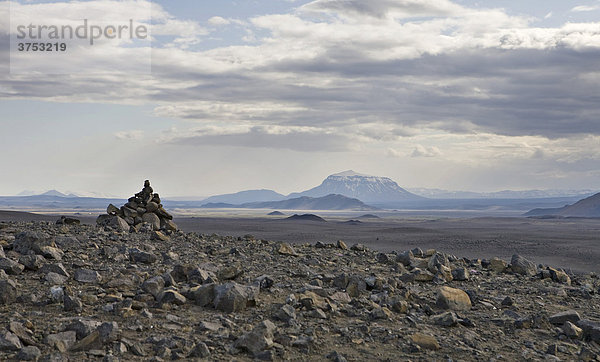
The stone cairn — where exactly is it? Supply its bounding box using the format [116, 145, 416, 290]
[96, 180, 178, 232]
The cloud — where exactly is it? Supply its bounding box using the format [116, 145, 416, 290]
[1, 0, 600, 153]
[410, 145, 443, 158]
[163, 124, 355, 152]
[115, 130, 144, 140]
[571, 5, 600, 12]
[208, 16, 231, 26]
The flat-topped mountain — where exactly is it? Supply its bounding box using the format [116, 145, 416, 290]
[526, 192, 600, 217]
[288, 170, 423, 203]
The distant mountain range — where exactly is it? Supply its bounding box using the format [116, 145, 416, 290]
[525, 192, 600, 217]
[202, 194, 376, 211]
[409, 188, 596, 199]
[200, 189, 286, 205]
[2, 172, 597, 213]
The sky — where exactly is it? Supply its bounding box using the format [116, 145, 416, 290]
[0, 0, 599, 197]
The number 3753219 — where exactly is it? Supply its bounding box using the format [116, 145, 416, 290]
[17, 43, 67, 52]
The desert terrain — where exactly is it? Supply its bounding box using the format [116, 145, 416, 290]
[2, 210, 598, 274]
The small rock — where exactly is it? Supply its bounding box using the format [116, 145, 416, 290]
[410, 333, 440, 350]
[141, 213, 161, 230]
[66, 319, 101, 340]
[49, 286, 64, 303]
[233, 320, 276, 355]
[74, 269, 102, 284]
[64, 294, 83, 313]
[396, 250, 414, 266]
[45, 331, 77, 351]
[151, 231, 169, 241]
[277, 243, 297, 256]
[336, 240, 348, 250]
[190, 283, 215, 307]
[549, 310, 580, 325]
[548, 267, 571, 285]
[97, 322, 120, 343]
[9, 321, 37, 346]
[327, 351, 348, 362]
[489, 258, 507, 273]
[451, 267, 470, 281]
[501, 296, 514, 306]
[432, 311, 459, 327]
[218, 264, 243, 280]
[129, 248, 158, 264]
[142, 276, 165, 298]
[273, 304, 296, 322]
[0, 330, 23, 351]
[0, 279, 17, 304]
[40, 263, 69, 278]
[39, 246, 64, 260]
[436, 286, 472, 311]
[0, 258, 25, 275]
[188, 342, 210, 358]
[16, 345, 41, 360]
[563, 321, 583, 339]
[46, 272, 68, 285]
[18, 255, 46, 271]
[158, 290, 187, 305]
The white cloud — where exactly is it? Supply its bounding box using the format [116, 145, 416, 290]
[571, 5, 600, 12]
[115, 130, 144, 140]
[208, 16, 231, 26]
[410, 144, 443, 158]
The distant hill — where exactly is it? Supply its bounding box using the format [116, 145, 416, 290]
[286, 214, 326, 222]
[200, 194, 377, 211]
[268, 211, 285, 216]
[525, 192, 600, 217]
[358, 214, 380, 219]
[243, 194, 377, 211]
[288, 170, 422, 203]
[201, 189, 286, 205]
[40, 190, 74, 197]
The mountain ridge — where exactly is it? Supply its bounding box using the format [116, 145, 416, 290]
[525, 192, 600, 217]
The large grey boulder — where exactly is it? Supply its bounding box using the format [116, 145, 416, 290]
[13, 231, 54, 255]
[510, 254, 537, 276]
[213, 282, 259, 313]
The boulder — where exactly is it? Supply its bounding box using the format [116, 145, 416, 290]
[13, 231, 53, 255]
[142, 213, 161, 230]
[410, 333, 440, 350]
[0, 258, 24, 275]
[436, 286, 472, 311]
[549, 310, 581, 325]
[489, 258, 507, 273]
[510, 254, 537, 276]
[0, 279, 17, 304]
[213, 282, 259, 313]
[233, 320, 276, 355]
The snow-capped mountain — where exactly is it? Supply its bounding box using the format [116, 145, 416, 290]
[288, 170, 423, 203]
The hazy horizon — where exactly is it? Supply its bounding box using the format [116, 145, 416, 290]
[1, 0, 599, 197]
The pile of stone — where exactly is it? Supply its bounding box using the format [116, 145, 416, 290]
[96, 180, 177, 233]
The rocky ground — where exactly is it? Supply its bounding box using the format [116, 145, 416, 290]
[0, 220, 599, 361]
